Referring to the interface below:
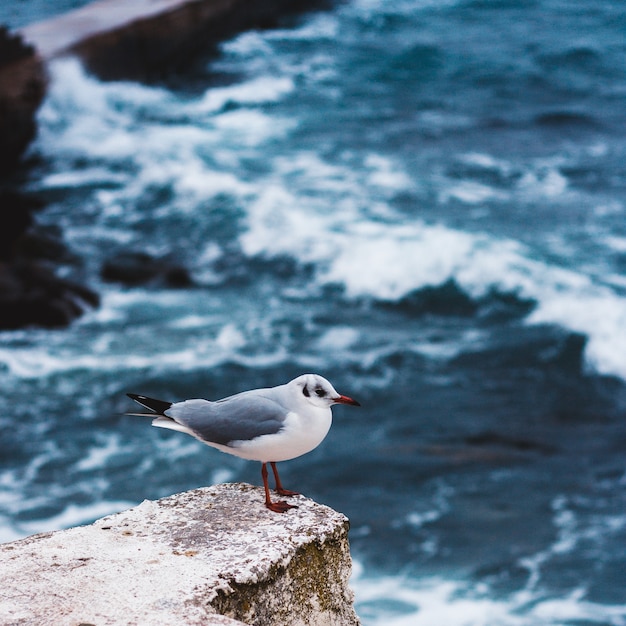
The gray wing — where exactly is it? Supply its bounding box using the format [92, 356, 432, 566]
[165, 392, 286, 446]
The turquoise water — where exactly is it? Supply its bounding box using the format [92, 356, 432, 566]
[2, 1, 626, 623]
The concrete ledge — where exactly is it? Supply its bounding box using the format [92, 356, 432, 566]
[0, 483, 360, 626]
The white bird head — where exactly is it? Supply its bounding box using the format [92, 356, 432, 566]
[289, 374, 360, 408]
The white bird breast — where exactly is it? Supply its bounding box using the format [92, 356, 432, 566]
[228, 407, 333, 463]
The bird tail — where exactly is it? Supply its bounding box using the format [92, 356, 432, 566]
[126, 393, 172, 416]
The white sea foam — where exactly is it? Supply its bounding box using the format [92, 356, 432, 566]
[34, 59, 290, 209]
[195, 75, 295, 113]
[316, 327, 361, 351]
[353, 493, 626, 625]
[223, 11, 339, 54]
[439, 179, 508, 204]
[459, 152, 512, 171]
[75, 434, 129, 472]
[0, 448, 135, 542]
[215, 324, 247, 351]
[41, 167, 127, 188]
[35, 60, 171, 162]
[605, 235, 626, 253]
[364, 154, 414, 191]
[353, 570, 626, 626]
[517, 166, 569, 198]
[26, 53, 626, 386]
[240, 152, 626, 380]
[0, 333, 216, 379]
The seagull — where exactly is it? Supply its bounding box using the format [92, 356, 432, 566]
[126, 374, 360, 513]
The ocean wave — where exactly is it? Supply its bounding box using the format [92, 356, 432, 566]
[353, 570, 626, 626]
[26, 32, 626, 388]
[353, 492, 626, 625]
[241, 182, 626, 380]
[34, 59, 293, 197]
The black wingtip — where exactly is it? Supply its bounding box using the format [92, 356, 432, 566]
[126, 393, 172, 415]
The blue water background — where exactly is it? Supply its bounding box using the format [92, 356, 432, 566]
[1, 1, 626, 624]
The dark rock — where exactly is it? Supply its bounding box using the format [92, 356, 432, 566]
[101, 251, 193, 287]
[0, 259, 100, 329]
[14, 225, 75, 263]
[22, 0, 332, 82]
[0, 27, 47, 174]
[0, 190, 99, 330]
[379, 279, 478, 317]
[0, 190, 39, 260]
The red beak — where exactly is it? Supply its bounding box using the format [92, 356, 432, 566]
[334, 394, 361, 407]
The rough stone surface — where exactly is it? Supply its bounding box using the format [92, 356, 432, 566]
[0, 483, 360, 626]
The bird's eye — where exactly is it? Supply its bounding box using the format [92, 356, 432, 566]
[302, 385, 310, 397]
[315, 387, 325, 397]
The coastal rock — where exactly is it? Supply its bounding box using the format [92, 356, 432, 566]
[0, 258, 100, 329]
[0, 191, 100, 330]
[0, 483, 360, 626]
[101, 250, 193, 287]
[0, 26, 47, 172]
[21, 0, 331, 81]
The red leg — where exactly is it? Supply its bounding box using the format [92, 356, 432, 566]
[271, 462, 300, 497]
[261, 462, 296, 513]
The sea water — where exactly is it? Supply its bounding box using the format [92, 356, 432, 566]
[1, 1, 626, 623]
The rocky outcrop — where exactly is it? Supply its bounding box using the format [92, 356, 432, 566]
[0, 26, 47, 173]
[21, 0, 330, 81]
[0, 483, 360, 626]
[0, 191, 100, 329]
[101, 250, 193, 287]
